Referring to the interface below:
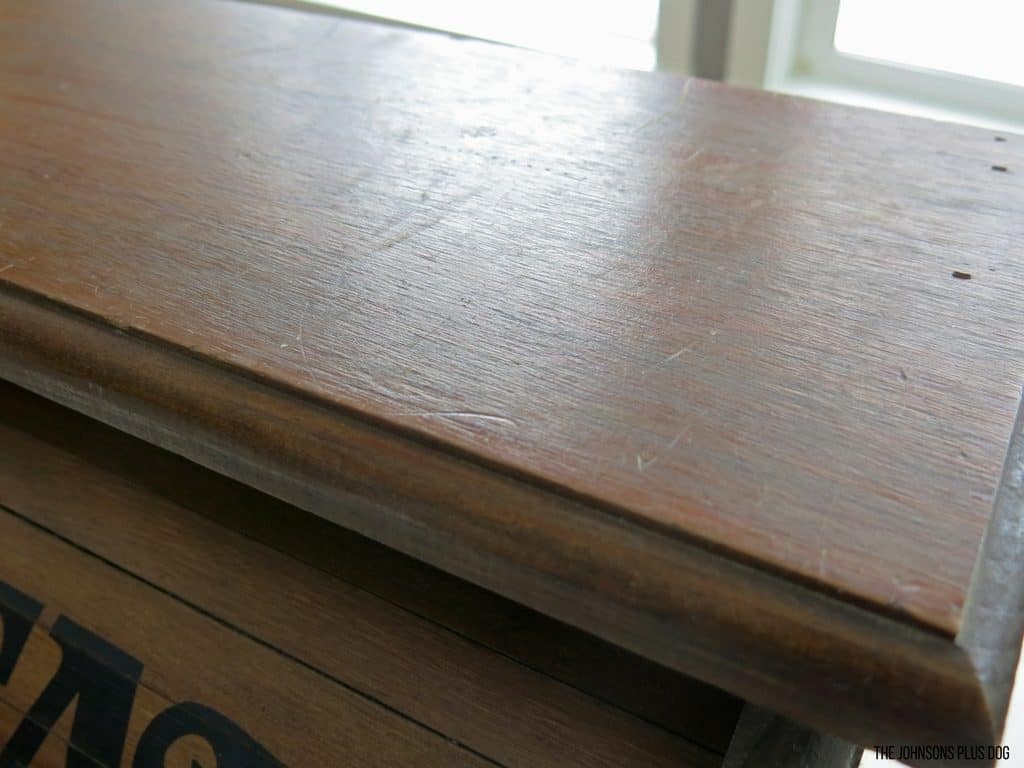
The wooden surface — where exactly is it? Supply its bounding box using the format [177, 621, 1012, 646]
[2, 0, 1023, 637]
[723, 706, 862, 768]
[0, 381, 725, 767]
[3, 247, 1014, 765]
[1, 0, 1024, 760]
[0, 379, 743, 750]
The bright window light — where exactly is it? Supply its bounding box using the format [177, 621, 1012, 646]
[834, 0, 1024, 88]
[310, 0, 659, 70]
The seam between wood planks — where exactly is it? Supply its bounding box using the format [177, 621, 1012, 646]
[0, 501, 509, 768]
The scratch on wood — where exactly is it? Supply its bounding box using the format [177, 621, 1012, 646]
[228, 43, 298, 59]
[377, 186, 486, 255]
[391, 411, 517, 428]
[636, 454, 658, 472]
[376, 219, 438, 254]
[645, 343, 696, 375]
[681, 148, 703, 165]
[667, 427, 689, 449]
[661, 346, 691, 365]
[639, 77, 694, 132]
[681, 77, 693, 103]
[296, 301, 325, 391]
[889, 577, 924, 606]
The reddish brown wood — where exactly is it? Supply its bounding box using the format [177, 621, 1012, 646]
[1, 0, 1021, 637]
[0, 380, 741, 752]
[1, 0, 1024, 762]
[0, 698, 66, 767]
[2, 286, 1003, 766]
[0, 513, 501, 768]
[0, 387, 720, 765]
[0, 380, 733, 764]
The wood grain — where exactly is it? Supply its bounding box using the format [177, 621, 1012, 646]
[0, 697, 67, 767]
[1, 0, 1022, 636]
[0, 270, 1010, 768]
[0, 381, 722, 768]
[0, 379, 742, 754]
[0, 511, 499, 768]
[1, 0, 1024, 762]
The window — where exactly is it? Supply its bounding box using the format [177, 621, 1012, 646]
[289, 0, 660, 70]
[834, 0, 1024, 88]
[265, 0, 1023, 133]
[730, 0, 1024, 132]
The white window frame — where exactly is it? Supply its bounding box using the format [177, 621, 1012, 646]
[727, 0, 1024, 134]
[246, 0, 710, 77]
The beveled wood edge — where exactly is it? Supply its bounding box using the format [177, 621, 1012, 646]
[723, 704, 862, 768]
[0, 284, 1011, 763]
[959, 392, 1024, 745]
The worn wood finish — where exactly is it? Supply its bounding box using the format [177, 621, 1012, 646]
[2, 0, 1024, 762]
[0, 380, 742, 753]
[0, 384, 721, 768]
[723, 706, 862, 768]
[0, 247, 1012, 768]
[3, 0, 1023, 637]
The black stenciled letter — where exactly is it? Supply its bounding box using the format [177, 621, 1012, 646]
[0, 580, 44, 684]
[0, 615, 142, 768]
[134, 702, 283, 768]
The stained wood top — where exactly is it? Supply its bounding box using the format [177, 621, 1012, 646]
[2, 0, 1024, 757]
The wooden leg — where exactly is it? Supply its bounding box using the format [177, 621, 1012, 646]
[725, 704, 863, 768]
